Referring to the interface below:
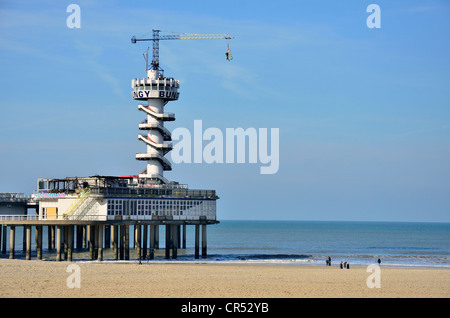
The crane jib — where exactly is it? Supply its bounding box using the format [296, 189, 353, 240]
[132, 35, 234, 42]
[131, 31, 234, 67]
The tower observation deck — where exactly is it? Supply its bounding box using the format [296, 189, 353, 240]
[132, 68, 179, 183]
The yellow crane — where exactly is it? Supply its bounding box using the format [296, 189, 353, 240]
[131, 29, 234, 71]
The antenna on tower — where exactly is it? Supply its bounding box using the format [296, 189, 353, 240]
[143, 47, 150, 73]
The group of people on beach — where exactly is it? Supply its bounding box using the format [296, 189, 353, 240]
[325, 256, 350, 269]
[326, 256, 382, 268]
[138, 253, 153, 265]
[340, 261, 350, 269]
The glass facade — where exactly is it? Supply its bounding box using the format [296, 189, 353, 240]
[107, 198, 216, 218]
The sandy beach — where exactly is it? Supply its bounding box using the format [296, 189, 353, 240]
[0, 259, 448, 298]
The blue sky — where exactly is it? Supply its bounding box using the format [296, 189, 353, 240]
[0, 0, 449, 222]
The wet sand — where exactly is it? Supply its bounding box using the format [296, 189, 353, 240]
[0, 259, 448, 298]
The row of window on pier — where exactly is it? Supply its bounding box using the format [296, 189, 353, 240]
[106, 199, 216, 216]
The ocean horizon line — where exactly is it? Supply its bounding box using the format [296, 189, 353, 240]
[217, 219, 450, 224]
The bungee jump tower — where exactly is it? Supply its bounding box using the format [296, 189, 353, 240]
[0, 30, 233, 262]
[133, 67, 178, 182]
[132, 29, 233, 183]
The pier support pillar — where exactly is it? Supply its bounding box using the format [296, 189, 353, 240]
[135, 224, 141, 260]
[47, 226, 52, 251]
[9, 226, 15, 259]
[172, 224, 178, 259]
[143, 225, 148, 259]
[132, 225, 136, 249]
[37, 226, 43, 260]
[2, 225, 6, 254]
[63, 226, 68, 260]
[51, 226, 55, 250]
[112, 225, 118, 260]
[177, 225, 181, 250]
[195, 224, 199, 259]
[76, 226, 82, 250]
[94, 226, 98, 260]
[26, 225, 32, 260]
[150, 224, 159, 259]
[119, 225, 124, 260]
[149, 225, 155, 260]
[105, 225, 110, 249]
[155, 225, 159, 249]
[97, 225, 103, 261]
[165, 225, 170, 259]
[88, 225, 95, 260]
[22, 225, 26, 252]
[67, 226, 73, 262]
[202, 224, 207, 258]
[35, 226, 38, 251]
[93, 226, 98, 260]
[56, 226, 62, 261]
[124, 225, 129, 260]
[182, 224, 186, 249]
[83, 226, 87, 249]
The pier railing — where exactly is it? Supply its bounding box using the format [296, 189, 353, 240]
[0, 215, 39, 221]
[0, 193, 30, 203]
[0, 214, 106, 222]
[0, 214, 214, 222]
[34, 186, 218, 200]
[90, 187, 218, 199]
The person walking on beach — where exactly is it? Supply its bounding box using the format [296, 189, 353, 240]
[378, 258, 381, 266]
[346, 262, 349, 269]
[340, 261, 343, 269]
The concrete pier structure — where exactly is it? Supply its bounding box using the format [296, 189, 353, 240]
[0, 219, 216, 262]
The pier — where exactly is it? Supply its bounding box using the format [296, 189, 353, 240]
[1, 188, 217, 262]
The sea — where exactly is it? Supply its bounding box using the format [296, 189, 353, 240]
[202, 220, 450, 268]
[2, 220, 449, 268]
